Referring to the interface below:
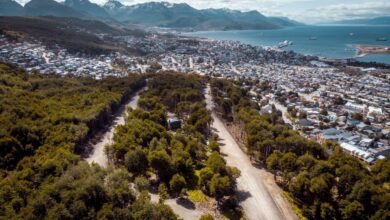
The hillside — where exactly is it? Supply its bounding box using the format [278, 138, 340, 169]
[64, 0, 111, 19]
[0, 0, 24, 16]
[0, 16, 138, 54]
[24, 0, 89, 18]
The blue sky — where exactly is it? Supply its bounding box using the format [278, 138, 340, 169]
[15, 0, 390, 23]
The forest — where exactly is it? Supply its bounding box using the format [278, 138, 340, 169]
[0, 67, 241, 219]
[0, 16, 146, 55]
[1, 61, 388, 219]
[106, 73, 242, 218]
[210, 78, 390, 220]
[0, 62, 179, 219]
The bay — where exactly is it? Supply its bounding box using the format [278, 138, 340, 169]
[183, 25, 390, 64]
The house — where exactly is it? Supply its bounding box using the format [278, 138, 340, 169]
[347, 119, 361, 128]
[167, 117, 181, 131]
[356, 123, 370, 131]
[345, 135, 362, 144]
[339, 142, 374, 163]
[368, 106, 383, 115]
[319, 128, 354, 143]
[344, 102, 367, 113]
[359, 138, 374, 148]
[260, 104, 273, 114]
[327, 112, 338, 122]
[296, 119, 315, 131]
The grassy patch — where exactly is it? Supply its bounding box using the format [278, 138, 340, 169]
[187, 190, 210, 203]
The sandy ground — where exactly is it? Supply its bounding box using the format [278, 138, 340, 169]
[206, 85, 298, 220]
[85, 87, 145, 167]
[165, 198, 204, 220]
[150, 193, 206, 220]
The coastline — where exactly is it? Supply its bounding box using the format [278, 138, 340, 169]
[353, 44, 390, 56]
[183, 26, 390, 65]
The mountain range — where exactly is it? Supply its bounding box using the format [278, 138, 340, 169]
[24, 0, 88, 18]
[0, 0, 24, 16]
[0, 0, 304, 30]
[331, 16, 390, 25]
[103, 0, 302, 30]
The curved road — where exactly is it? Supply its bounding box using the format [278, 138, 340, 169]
[206, 85, 297, 220]
[85, 88, 145, 167]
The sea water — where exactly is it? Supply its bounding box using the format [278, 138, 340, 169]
[184, 25, 390, 64]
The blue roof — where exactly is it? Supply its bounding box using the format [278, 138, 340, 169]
[322, 128, 342, 136]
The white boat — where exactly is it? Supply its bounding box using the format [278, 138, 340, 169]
[277, 40, 293, 48]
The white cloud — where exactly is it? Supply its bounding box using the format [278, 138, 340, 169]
[296, 1, 390, 23]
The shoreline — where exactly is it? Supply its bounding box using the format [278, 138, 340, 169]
[353, 44, 390, 56]
[182, 27, 390, 65]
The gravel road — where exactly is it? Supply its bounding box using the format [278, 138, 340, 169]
[85, 88, 145, 167]
[205, 85, 297, 220]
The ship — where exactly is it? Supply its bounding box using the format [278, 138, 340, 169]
[309, 37, 317, 40]
[376, 37, 388, 41]
[277, 40, 293, 48]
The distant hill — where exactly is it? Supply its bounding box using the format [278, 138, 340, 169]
[0, 16, 143, 54]
[104, 1, 302, 30]
[64, 0, 111, 19]
[24, 0, 88, 18]
[0, 0, 24, 16]
[331, 16, 390, 25]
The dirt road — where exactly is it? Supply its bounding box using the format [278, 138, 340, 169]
[85, 87, 145, 167]
[205, 85, 298, 220]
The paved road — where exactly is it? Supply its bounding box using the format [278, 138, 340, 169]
[205, 85, 296, 220]
[85, 87, 145, 167]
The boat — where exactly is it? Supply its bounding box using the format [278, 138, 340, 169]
[376, 37, 388, 41]
[309, 37, 317, 40]
[277, 40, 293, 48]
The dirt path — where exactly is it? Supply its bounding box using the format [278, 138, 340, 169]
[205, 85, 298, 220]
[85, 87, 146, 167]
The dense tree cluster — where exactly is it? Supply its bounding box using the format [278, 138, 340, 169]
[0, 63, 178, 219]
[211, 78, 390, 220]
[267, 148, 390, 219]
[0, 62, 144, 171]
[140, 73, 213, 140]
[210, 78, 255, 120]
[107, 73, 239, 203]
[2, 163, 175, 219]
